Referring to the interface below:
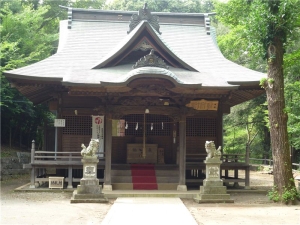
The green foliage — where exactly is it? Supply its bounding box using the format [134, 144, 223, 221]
[284, 28, 300, 151]
[216, 0, 300, 59]
[268, 184, 300, 203]
[282, 186, 300, 203]
[267, 186, 280, 202]
[285, 81, 300, 149]
[216, 0, 300, 162]
[223, 96, 268, 158]
[104, 0, 214, 13]
[0, 0, 58, 146]
[70, 0, 105, 9]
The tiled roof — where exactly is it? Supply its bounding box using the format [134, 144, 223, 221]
[4, 9, 266, 89]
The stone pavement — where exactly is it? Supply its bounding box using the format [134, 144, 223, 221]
[100, 197, 198, 225]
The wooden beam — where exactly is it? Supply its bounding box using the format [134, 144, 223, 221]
[104, 113, 112, 189]
[178, 114, 186, 188]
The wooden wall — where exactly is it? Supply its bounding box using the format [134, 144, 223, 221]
[59, 115, 220, 162]
[62, 134, 91, 152]
[186, 137, 217, 154]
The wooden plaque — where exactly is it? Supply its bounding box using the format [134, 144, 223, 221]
[127, 144, 158, 164]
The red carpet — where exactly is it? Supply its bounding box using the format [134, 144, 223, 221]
[131, 164, 158, 190]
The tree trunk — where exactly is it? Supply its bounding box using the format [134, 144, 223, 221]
[266, 37, 295, 196]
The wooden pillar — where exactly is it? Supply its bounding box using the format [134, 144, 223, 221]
[245, 167, 250, 189]
[57, 95, 62, 152]
[30, 140, 36, 188]
[103, 113, 112, 191]
[177, 114, 187, 191]
[217, 104, 224, 150]
[67, 153, 73, 189]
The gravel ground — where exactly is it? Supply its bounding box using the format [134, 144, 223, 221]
[1, 171, 300, 225]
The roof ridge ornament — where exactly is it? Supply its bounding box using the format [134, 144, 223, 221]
[204, 14, 210, 35]
[127, 3, 161, 34]
[133, 49, 169, 69]
[67, 8, 73, 29]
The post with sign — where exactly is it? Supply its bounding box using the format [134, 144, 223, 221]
[54, 119, 65, 159]
[92, 116, 104, 158]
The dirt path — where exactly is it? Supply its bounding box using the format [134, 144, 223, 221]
[183, 171, 300, 225]
[1, 172, 300, 225]
[0, 174, 114, 225]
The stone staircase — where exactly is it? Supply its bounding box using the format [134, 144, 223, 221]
[111, 164, 179, 190]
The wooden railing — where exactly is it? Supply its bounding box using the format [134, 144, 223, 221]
[186, 153, 246, 163]
[249, 158, 300, 171]
[27, 140, 105, 188]
[222, 154, 246, 163]
[34, 151, 82, 161]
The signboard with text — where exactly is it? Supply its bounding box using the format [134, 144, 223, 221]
[92, 116, 104, 157]
[54, 119, 66, 127]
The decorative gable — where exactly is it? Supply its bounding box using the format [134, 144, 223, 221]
[92, 21, 197, 71]
[92, 4, 198, 71]
[133, 39, 153, 52]
[127, 3, 161, 34]
[133, 49, 169, 69]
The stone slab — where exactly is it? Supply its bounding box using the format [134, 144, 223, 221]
[70, 190, 108, 203]
[101, 197, 198, 225]
[200, 186, 227, 194]
[196, 193, 232, 200]
[193, 197, 235, 203]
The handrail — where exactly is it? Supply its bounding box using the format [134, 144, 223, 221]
[249, 158, 300, 170]
[33, 150, 105, 161]
[222, 154, 245, 156]
[35, 151, 82, 154]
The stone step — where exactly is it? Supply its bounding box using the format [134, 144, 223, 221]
[111, 183, 178, 190]
[111, 166, 178, 183]
[200, 186, 227, 194]
[156, 176, 178, 183]
[111, 170, 132, 176]
[196, 193, 232, 200]
[155, 170, 178, 176]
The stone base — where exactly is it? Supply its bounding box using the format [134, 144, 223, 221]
[103, 184, 113, 191]
[194, 157, 234, 204]
[70, 177, 108, 203]
[177, 185, 187, 191]
[77, 178, 102, 195]
[193, 197, 234, 203]
[194, 183, 234, 203]
[70, 190, 108, 203]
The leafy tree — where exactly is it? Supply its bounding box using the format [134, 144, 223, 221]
[216, 0, 300, 202]
[223, 96, 267, 161]
[104, 0, 214, 13]
[284, 29, 300, 159]
[0, 0, 58, 148]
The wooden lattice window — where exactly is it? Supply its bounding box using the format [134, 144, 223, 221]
[62, 116, 92, 135]
[186, 117, 216, 137]
[123, 114, 172, 136]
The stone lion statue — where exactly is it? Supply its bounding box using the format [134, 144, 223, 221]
[81, 139, 99, 157]
[205, 141, 221, 159]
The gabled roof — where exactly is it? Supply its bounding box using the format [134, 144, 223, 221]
[3, 5, 266, 105]
[92, 21, 197, 71]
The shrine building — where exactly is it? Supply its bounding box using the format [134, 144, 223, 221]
[3, 5, 266, 191]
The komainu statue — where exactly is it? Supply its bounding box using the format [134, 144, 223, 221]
[205, 141, 221, 159]
[81, 139, 99, 157]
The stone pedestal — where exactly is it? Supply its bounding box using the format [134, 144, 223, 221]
[71, 157, 108, 203]
[194, 158, 234, 203]
[177, 185, 187, 191]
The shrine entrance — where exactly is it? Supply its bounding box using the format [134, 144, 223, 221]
[112, 113, 177, 165]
